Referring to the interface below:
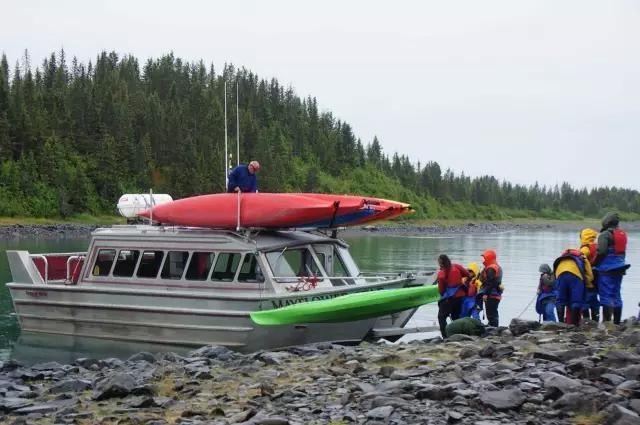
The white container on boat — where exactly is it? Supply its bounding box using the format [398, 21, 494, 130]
[117, 194, 173, 218]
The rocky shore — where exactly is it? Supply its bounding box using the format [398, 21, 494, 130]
[1, 318, 639, 424]
[0, 224, 97, 239]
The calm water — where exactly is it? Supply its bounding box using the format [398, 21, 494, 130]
[1, 230, 639, 362]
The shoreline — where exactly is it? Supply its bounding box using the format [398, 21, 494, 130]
[0, 318, 638, 424]
[3, 219, 639, 240]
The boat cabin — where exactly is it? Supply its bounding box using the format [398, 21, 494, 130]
[19, 225, 369, 293]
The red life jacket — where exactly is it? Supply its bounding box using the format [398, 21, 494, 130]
[612, 229, 627, 255]
[585, 243, 597, 264]
[437, 264, 468, 299]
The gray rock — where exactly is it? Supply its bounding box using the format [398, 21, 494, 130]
[447, 410, 464, 422]
[629, 399, 640, 414]
[602, 374, 627, 386]
[459, 347, 478, 359]
[416, 384, 454, 401]
[555, 347, 594, 361]
[605, 404, 640, 425]
[542, 372, 583, 395]
[532, 349, 561, 362]
[620, 365, 640, 380]
[189, 345, 237, 361]
[371, 396, 409, 408]
[13, 402, 68, 415]
[540, 322, 573, 331]
[249, 416, 290, 425]
[30, 361, 63, 371]
[616, 380, 640, 398]
[49, 379, 92, 394]
[256, 351, 292, 365]
[92, 373, 136, 400]
[509, 318, 541, 336]
[0, 398, 32, 412]
[479, 389, 526, 410]
[366, 405, 394, 420]
[620, 331, 640, 347]
[378, 366, 395, 378]
[552, 392, 598, 413]
[127, 352, 157, 363]
[601, 351, 640, 367]
[74, 358, 99, 369]
[447, 334, 476, 342]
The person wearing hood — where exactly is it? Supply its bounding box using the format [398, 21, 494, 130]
[592, 212, 630, 324]
[579, 228, 600, 321]
[460, 262, 482, 320]
[435, 254, 470, 338]
[553, 248, 593, 326]
[535, 264, 557, 322]
[478, 249, 503, 327]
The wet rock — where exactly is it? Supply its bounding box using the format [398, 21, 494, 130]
[92, 373, 136, 400]
[509, 318, 541, 336]
[479, 389, 526, 410]
[366, 405, 394, 420]
[30, 361, 63, 371]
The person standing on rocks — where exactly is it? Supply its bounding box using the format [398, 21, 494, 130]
[579, 228, 600, 321]
[460, 262, 482, 320]
[478, 249, 503, 327]
[535, 264, 557, 322]
[553, 248, 593, 326]
[592, 212, 630, 324]
[436, 254, 469, 338]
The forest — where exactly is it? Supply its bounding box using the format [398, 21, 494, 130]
[0, 50, 639, 220]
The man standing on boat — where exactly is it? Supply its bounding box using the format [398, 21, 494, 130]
[227, 161, 260, 193]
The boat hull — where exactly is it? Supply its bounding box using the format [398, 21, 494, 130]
[8, 279, 414, 352]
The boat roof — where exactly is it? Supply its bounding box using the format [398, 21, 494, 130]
[91, 225, 348, 251]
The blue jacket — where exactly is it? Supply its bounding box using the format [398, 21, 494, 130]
[227, 164, 258, 193]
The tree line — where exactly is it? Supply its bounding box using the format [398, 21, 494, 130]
[0, 50, 638, 219]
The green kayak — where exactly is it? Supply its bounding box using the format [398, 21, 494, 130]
[250, 285, 440, 325]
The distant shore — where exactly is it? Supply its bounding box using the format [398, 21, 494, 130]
[1, 219, 639, 239]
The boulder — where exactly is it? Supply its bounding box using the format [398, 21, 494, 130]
[509, 318, 541, 336]
[542, 372, 583, 395]
[478, 389, 526, 410]
[366, 405, 394, 420]
[605, 404, 640, 425]
[127, 352, 157, 364]
[49, 379, 92, 394]
[92, 373, 136, 400]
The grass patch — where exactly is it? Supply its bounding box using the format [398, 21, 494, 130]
[573, 413, 605, 425]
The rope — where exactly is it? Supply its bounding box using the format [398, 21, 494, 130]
[517, 293, 538, 318]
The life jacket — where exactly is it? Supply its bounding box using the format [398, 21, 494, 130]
[611, 228, 627, 255]
[581, 243, 597, 264]
[538, 273, 555, 293]
[438, 264, 467, 300]
[553, 249, 586, 280]
[479, 264, 503, 297]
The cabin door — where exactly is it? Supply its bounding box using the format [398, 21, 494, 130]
[312, 245, 350, 287]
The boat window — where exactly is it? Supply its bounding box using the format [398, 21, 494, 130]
[113, 250, 141, 277]
[185, 252, 215, 281]
[333, 251, 349, 277]
[92, 249, 116, 276]
[161, 251, 189, 280]
[237, 254, 264, 283]
[211, 252, 241, 281]
[136, 251, 165, 279]
[266, 248, 322, 278]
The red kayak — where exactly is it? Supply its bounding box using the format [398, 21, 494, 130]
[138, 193, 367, 228]
[300, 194, 411, 226]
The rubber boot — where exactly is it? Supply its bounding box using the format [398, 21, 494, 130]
[590, 307, 600, 323]
[602, 306, 613, 322]
[613, 307, 622, 325]
[557, 306, 566, 323]
[569, 308, 581, 327]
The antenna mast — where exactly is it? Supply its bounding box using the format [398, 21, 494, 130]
[236, 80, 240, 167]
[224, 81, 228, 190]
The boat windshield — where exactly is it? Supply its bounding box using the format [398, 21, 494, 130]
[265, 247, 323, 281]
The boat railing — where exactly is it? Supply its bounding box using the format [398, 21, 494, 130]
[29, 252, 86, 285]
[271, 275, 401, 284]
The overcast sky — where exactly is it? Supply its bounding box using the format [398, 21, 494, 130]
[2, 0, 639, 190]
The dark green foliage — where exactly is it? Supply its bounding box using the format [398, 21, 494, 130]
[0, 50, 638, 220]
